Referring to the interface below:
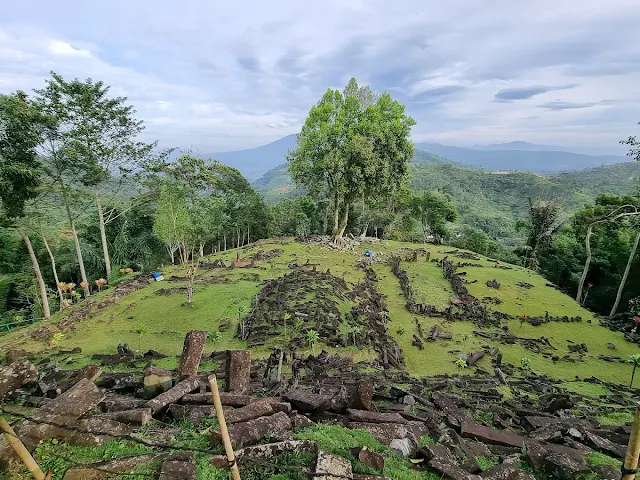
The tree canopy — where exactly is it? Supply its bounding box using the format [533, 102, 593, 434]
[287, 77, 415, 241]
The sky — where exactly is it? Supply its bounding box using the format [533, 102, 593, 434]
[1, 0, 639, 153]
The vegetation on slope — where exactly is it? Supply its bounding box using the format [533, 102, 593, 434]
[3, 239, 639, 385]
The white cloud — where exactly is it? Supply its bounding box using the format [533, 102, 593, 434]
[0, 0, 639, 152]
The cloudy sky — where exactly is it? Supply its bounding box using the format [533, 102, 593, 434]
[1, 0, 639, 153]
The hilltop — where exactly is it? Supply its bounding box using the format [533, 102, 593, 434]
[3, 237, 638, 384]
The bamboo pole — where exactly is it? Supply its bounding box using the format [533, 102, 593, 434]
[622, 402, 640, 480]
[0, 417, 46, 480]
[208, 375, 241, 480]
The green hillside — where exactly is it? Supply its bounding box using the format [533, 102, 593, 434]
[253, 161, 640, 243]
[3, 238, 638, 385]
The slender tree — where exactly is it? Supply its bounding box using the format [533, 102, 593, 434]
[410, 190, 457, 243]
[609, 226, 640, 317]
[287, 78, 415, 243]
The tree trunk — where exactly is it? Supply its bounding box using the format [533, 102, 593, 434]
[199, 243, 204, 258]
[97, 197, 111, 279]
[632, 364, 637, 388]
[41, 231, 64, 311]
[168, 246, 175, 264]
[18, 229, 51, 319]
[224, 235, 227, 251]
[64, 199, 90, 297]
[576, 224, 594, 304]
[359, 222, 369, 240]
[610, 230, 640, 317]
[334, 204, 350, 241]
[332, 193, 340, 235]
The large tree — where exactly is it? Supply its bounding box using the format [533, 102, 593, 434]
[287, 78, 415, 242]
[34, 72, 152, 282]
[0, 91, 51, 318]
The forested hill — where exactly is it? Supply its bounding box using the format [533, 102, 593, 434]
[253, 160, 640, 242]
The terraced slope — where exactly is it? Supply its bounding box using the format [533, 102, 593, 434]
[2, 238, 638, 384]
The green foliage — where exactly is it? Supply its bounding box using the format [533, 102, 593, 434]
[477, 455, 500, 471]
[0, 91, 45, 219]
[520, 357, 531, 369]
[306, 329, 319, 354]
[287, 77, 415, 238]
[455, 358, 468, 369]
[409, 190, 457, 242]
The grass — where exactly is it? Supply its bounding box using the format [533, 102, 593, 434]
[294, 424, 439, 479]
[560, 381, 612, 397]
[587, 451, 622, 468]
[2, 238, 639, 385]
[597, 411, 635, 426]
[477, 454, 500, 471]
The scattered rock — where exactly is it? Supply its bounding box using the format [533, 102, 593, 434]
[224, 401, 274, 424]
[220, 411, 293, 446]
[285, 390, 333, 413]
[349, 446, 385, 471]
[347, 408, 408, 424]
[158, 453, 197, 480]
[143, 364, 173, 399]
[313, 451, 353, 480]
[225, 350, 251, 394]
[0, 360, 38, 400]
[390, 438, 413, 457]
[292, 414, 316, 428]
[99, 408, 152, 426]
[62, 454, 159, 480]
[351, 379, 374, 410]
[146, 376, 200, 414]
[460, 422, 525, 448]
[178, 330, 207, 379]
[539, 393, 574, 413]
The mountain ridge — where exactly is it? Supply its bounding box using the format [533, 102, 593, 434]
[202, 135, 628, 179]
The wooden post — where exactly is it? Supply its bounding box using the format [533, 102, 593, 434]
[622, 402, 640, 480]
[0, 417, 46, 480]
[208, 375, 241, 480]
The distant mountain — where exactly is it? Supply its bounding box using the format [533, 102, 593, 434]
[203, 134, 627, 180]
[205, 134, 297, 180]
[471, 141, 624, 156]
[414, 142, 627, 172]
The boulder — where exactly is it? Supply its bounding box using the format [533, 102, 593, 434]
[225, 350, 251, 394]
[349, 446, 384, 471]
[159, 453, 197, 480]
[460, 422, 525, 448]
[479, 463, 519, 479]
[347, 408, 407, 425]
[539, 393, 574, 413]
[583, 430, 626, 458]
[178, 330, 207, 379]
[390, 438, 413, 457]
[219, 411, 292, 446]
[233, 439, 318, 464]
[292, 414, 316, 428]
[1, 378, 105, 461]
[346, 422, 412, 446]
[313, 451, 353, 480]
[351, 379, 374, 410]
[285, 390, 333, 413]
[0, 360, 38, 400]
[429, 460, 482, 480]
